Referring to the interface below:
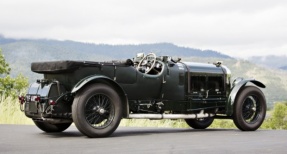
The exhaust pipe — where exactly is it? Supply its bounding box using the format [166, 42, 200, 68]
[128, 111, 214, 119]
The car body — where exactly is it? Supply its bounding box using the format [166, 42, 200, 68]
[20, 53, 267, 137]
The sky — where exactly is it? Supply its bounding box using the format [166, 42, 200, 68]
[0, 0, 287, 58]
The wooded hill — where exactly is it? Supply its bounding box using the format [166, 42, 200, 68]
[0, 35, 230, 80]
[1, 36, 286, 108]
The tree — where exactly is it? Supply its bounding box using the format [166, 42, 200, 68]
[0, 49, 28, 99]
[0, 49, 10, 75]
[269, 103, 287, 129]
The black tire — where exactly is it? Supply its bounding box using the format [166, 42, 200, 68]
[72, 83, 122, 138]
[185, 117, 214, 129]
[233, 86, 266, 131]
[33, 121, 72, 133]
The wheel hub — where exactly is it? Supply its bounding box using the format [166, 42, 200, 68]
[98, 108, 106, 115]
[92, 106, 106, 115]
[242, 96, 258, 121]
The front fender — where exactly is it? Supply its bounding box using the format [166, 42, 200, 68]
[226, 79, 266, 116]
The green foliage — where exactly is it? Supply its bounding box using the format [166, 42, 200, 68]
[0, 49, 28, 99]
[210, 119, 236, 129]
[262, 102, 287, 129]
[0, 49, 10, 74]
[120, 119, 189, 128]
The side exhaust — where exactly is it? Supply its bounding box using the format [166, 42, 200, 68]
[128, 111, 214, 119]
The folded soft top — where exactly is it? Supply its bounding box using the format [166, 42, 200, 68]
[31, 60, 133, 74]
[31, 61, 88, 74]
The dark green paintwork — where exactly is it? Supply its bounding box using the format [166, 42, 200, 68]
[25, 56, 265, 119]
[226, 79, 266, 116]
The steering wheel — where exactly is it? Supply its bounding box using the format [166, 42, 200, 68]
[137, 53, 156, 74]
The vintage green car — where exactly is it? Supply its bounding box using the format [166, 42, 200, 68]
[19, 53, 267, 138]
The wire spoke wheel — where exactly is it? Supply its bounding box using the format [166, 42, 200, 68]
[233, 86, 266, 131]
[85, 94, 114, 129]
[242, 96, 260, 123]
[72, 83, 122, 138]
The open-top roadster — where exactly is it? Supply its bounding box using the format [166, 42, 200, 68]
[19, 53, 267, 137]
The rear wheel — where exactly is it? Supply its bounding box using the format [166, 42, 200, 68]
[185, 117, 214, 129]
[72, 83, 122, 138]
[33, 121, 72, 132]
[233, 86, 266, 131]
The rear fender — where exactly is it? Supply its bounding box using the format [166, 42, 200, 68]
[71, 75, 129, 118]
[226, 78, 266, 116]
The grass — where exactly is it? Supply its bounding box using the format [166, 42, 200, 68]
[0, 97, 33, 125]
[0, 97, 236, 128]
[120, 119, 190, 128]
[1, 97, 286, 130]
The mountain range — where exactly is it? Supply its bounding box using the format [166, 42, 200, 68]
[0, 35, 287, 107]
[0, 35, 230, 60]
[0, 35, 231, 79]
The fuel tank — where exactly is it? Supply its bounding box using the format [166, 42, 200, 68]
[24, 81, 71, 119]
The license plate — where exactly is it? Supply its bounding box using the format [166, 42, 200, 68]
[25, 101, 38, 113]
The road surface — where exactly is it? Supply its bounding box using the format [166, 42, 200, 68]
[0, 124, 286, 154]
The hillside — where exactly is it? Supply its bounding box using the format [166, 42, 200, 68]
[1, 36, 287, 107]
[0, 36, 230, 61]
[248, 55, 287, 70]
[279, 66, 287, 71]
[0, 36, 231, 81]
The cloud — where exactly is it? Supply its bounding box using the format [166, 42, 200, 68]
[0, 0, 286, 58]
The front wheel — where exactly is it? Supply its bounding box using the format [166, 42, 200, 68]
[72, 83, 122, 138]
[185, 117, 214, 129]
[33, 121, 72, 132]
[233, 86, 266, 131]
